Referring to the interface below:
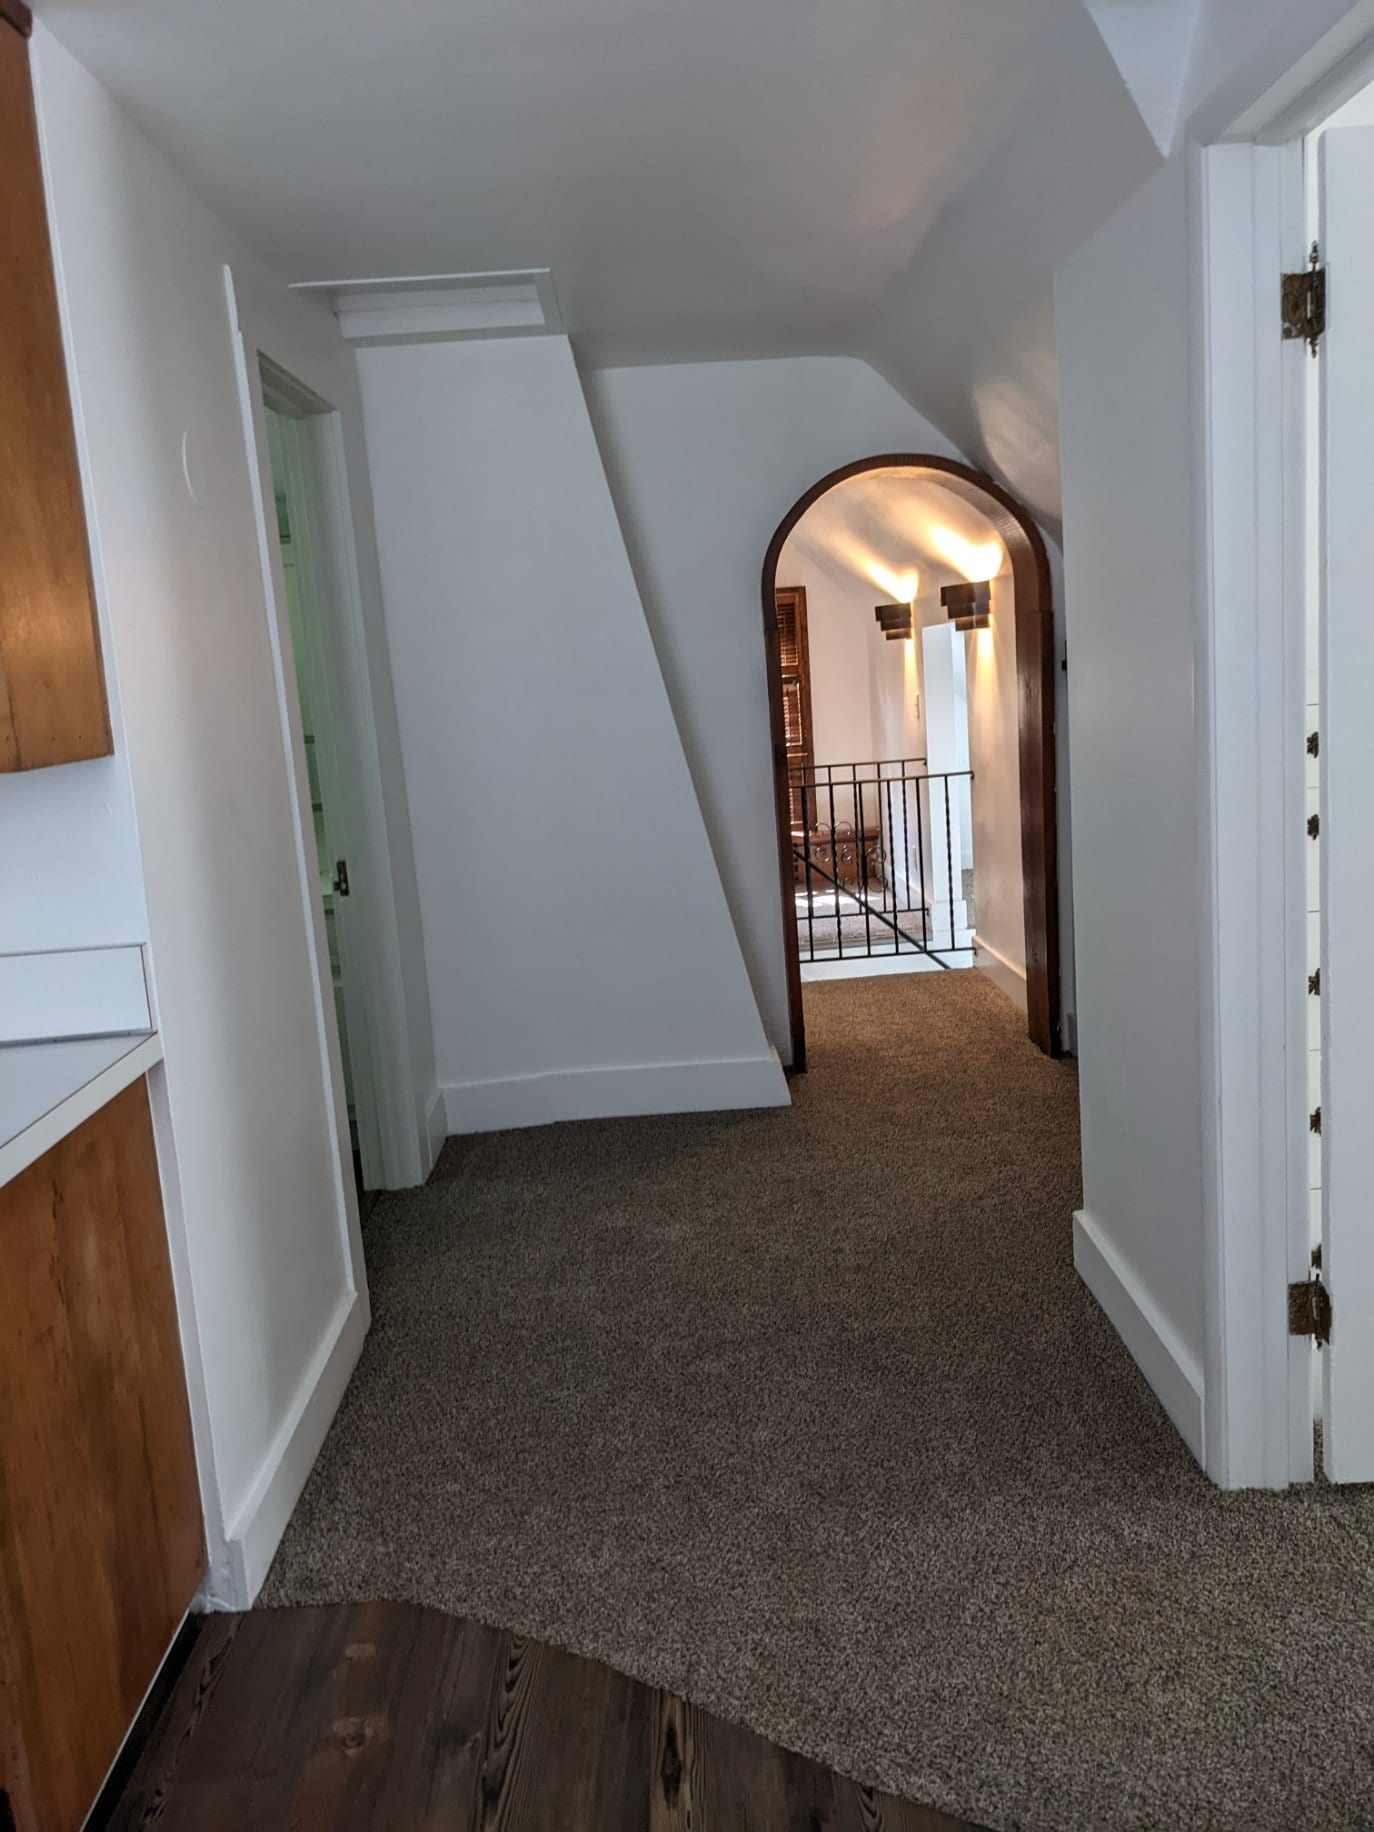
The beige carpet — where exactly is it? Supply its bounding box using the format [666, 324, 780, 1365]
[264, 974, 1374, 1831]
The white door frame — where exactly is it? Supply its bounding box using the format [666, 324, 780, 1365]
[263, 387, 387, 1193]
[1194, 6, 1374, 1488]
[225, 264, 430, 1191]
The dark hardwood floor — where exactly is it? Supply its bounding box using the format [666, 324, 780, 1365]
[102, 1603, 981, 1830]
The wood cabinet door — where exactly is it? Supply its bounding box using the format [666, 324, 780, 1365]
[0, 1080, 204, 1832]
[0, 14, 112, 771]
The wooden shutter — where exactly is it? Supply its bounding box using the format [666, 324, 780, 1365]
[774, 586, 813, 830]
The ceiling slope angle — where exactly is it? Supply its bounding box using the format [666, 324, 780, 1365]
[1078, 0, 1205, 155]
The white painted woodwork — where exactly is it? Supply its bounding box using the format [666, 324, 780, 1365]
[0, 945, 150, 1044]
[1316, 125, 1374, 1482]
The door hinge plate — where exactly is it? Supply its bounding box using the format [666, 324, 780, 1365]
[1283, 246, 1326, 353]
[1289, 1275, 1332, 1346]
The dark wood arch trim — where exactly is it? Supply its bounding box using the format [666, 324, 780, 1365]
[762, 453, 1061, 1069]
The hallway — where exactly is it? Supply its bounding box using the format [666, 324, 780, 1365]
[264, 976, 1374, 1830]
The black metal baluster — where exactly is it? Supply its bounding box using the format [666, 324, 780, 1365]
[803, 777, 815, 962]
[894, 773, 905, 952]
[914, 773, 930, 951]
[944, 772, 956, 958]
[829, 775, 841, 957]
[905, 769, 916, 945]
[861, 767, 874, 957]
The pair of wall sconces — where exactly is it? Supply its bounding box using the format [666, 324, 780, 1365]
[873, 602, 913, 641]
[875, 582, 992, 640]
[941, 581, 992, 631]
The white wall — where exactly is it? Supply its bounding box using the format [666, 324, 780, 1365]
[0, 291, 147, 957]
[582, 356, 964, 1061]
[355, 332, 787, 1130]
[1056, 149, 1207, 1459]
[967, 570, 1028, 1007]
[0, 751, 146, 954]
[29, 27, 420, 1600]
[871, 605, 925, 769]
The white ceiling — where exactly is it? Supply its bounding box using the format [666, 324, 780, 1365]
[38, 0, 1236, 531]
[40, 0, 1061, 351]
[779, 471, 1006, 608]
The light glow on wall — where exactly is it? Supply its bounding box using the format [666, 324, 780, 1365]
[928, 526, 1003, 584]
[868, 563, 919, 605]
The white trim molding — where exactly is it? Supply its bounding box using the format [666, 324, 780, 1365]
[212, 1287, 370, 1608]
[1193, 139, 1314, 1489]
[226, 261, 432, 1194]
[421, 1086, 447, 1180]
[972, 933, 1029, 1014]
[295, 269, 563, 345]
[1073, 1210, 1206, 1465]
[0, 945, 151, 1045]
[444, 1051, 791, 1134]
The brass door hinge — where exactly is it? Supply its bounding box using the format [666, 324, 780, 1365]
[1289, 1270, 1332, 1346]
[1283, 245, 1326, 354]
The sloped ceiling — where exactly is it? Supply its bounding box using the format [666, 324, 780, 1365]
[780, 472, 1007, 608]
[40, 0, 1297, 534]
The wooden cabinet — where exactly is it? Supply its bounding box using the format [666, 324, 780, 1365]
[0, 5, 113, 771]
[0, 1079, 204, 1832]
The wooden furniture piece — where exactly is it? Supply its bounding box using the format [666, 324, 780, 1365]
[0, 1079, 204, 1832]
[0, 3, 113, 771]
[103, 1602, 979, 1830]
[773, 585, 814, 832]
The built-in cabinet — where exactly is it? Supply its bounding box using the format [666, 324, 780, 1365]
[0, 2, 112, 771]
[0, 1079, 204, 1832]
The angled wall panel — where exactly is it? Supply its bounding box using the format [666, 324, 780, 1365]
[356, 334, 788, 1129]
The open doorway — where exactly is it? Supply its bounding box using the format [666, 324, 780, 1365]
[263, 392, 383, 1212]
[763, 455, 1060, 1068]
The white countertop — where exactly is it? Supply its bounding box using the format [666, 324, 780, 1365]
[0, 1031, 164, 1189]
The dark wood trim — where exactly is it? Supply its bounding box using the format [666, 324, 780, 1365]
[0, 1, 32, 39]
[83, 1616, 199, 1832]
[762, 573, 808, 1071]
[761, 454, 1062, 1066]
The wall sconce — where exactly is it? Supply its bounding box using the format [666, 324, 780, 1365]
[874, 602, 914, 641]
[941, 581, 992, 632]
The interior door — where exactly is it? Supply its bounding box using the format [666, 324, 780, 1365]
[269, 407, 386, 1196]
[1316, 127, 1374, 1480]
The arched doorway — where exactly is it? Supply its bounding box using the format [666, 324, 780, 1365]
[762, 454, 1060, 1068]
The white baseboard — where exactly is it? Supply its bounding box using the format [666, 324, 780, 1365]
[444, 1049, 791, 1134]
[1073, 1209, 1205, 1465]
[419, 1085, 447, 1180]
[214, 1287, 370, 1606]
[973, 932, 1029, 1014]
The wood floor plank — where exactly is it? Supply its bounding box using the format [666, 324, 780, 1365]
[103, 1605, 980, 1832]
